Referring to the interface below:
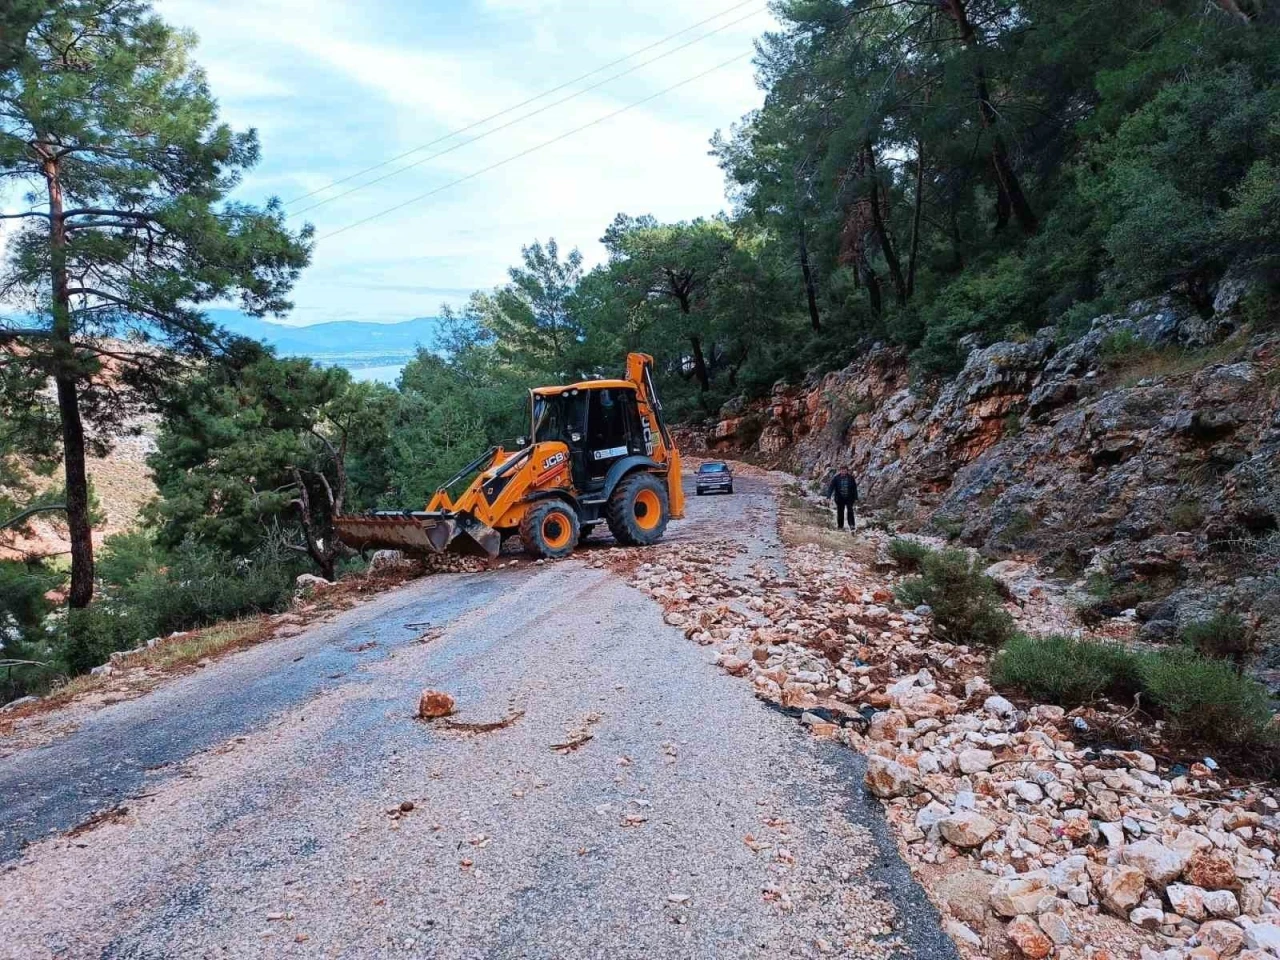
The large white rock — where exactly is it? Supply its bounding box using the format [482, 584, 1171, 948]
[1122, 839, 1189, 887]
[989, 875, 1053, 918]
[958, 748, 996, 774]
[939, 811, 998, 848]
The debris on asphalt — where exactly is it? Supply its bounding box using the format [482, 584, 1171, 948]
[551, 732, 593, 753]
[441, 710, 525, 734]
[417, 690, 456, 720]
[602, 466, 1280, 960]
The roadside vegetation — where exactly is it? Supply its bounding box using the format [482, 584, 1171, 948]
[4, 0, 1280, 703]
[894, 548, 1017, 648]
[995, 634, 1277, 756]
[883, 539, 1277, 759]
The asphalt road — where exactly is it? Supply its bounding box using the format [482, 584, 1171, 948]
[0, 474, 956, 960]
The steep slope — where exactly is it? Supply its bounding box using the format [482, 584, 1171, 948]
[697, 293, 1279, 648]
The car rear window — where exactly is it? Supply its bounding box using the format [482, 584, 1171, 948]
[699, 463, 728, 473]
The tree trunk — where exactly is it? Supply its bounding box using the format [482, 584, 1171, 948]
[43, 152, 95, 608]
[865, 145, 908, 305]
[943, 0, 1037, 234]
[860, 258, 883, 317]
[798, 223, 821, 331]
[689, 335, 710, 392]
[908, 137, 925, 297]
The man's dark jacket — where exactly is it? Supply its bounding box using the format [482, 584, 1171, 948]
[826, 472, 858, 504]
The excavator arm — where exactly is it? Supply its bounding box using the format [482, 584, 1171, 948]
[626, 352, 684, 520]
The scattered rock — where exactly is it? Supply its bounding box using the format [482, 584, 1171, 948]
[939, 811, 998, 848]
[1007, 915, 1053, 959]
[865, 756, 919, 799]
[417, 690, 456, 720]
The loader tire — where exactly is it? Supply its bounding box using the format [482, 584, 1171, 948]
[606, 473, 669, 547]
[520, 500, 580, 560]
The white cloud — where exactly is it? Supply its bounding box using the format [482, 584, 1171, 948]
[93, 0, 777, 321]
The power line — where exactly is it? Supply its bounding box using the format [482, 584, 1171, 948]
[283, 0, 763, 210]
[317, 51, 753, 242]
[289, 6, 765, 219]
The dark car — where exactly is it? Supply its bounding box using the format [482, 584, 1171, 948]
[695, 461, 734, 496]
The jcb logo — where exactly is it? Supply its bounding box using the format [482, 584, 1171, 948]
[542, 453, 567, 470]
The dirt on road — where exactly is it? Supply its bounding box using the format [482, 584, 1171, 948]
[0, 473, 954, 960]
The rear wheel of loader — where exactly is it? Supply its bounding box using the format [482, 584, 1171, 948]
[606, 473, 669, 547]
[520, 500, 581, 560]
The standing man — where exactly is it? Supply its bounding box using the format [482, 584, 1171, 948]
[826, 463, 859, 533]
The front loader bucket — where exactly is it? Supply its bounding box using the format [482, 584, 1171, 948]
[446, 522, 501, 559]
[334, 513, 456, 556]
[335, 512, 502, 560]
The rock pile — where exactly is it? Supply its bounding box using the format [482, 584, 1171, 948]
[607, 521, 1280, 960]
[698, 298, 1280, 643]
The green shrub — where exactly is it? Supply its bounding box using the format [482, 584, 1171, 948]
[896, 549, 1016, 647]
[1139, 649, 1275, 749]
[0, 559, 64, 701]
[993, 633, 1277, 753]
[1098, 327, 1145, 363]
[993, 634, 1145, 707]
[99, 535, 301, 641]
[888, 538, 932, 573]
[1181, 612, 1253, 665]
[1169, 500, 1205, 532]
[60, 607, 136, 676]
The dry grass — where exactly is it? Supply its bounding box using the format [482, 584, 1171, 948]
[1101, 335, 1244, 390]
[133, 619, 274, 673]
[1, 618, 272, 728]
[778, 487, 881, 565]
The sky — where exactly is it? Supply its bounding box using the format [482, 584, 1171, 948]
[143, 0, 776, 324]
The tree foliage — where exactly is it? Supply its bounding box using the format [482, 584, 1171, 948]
[0, 0, 312, 605]
[149, 343, 394, 580]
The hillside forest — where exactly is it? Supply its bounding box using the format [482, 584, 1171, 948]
[2, 0, 1279, 700]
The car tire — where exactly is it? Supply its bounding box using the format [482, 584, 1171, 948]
[696, 488, 704, 496]
[727, 484, 734, 494]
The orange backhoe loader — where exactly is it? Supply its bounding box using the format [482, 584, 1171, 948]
[334, 353, 684, 561]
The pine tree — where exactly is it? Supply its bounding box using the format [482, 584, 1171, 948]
[0, 0, 312, 606]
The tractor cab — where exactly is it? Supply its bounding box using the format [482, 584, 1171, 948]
[531, 381, 649, 495]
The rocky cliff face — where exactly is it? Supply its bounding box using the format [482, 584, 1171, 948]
[696, 293, 1280, 648]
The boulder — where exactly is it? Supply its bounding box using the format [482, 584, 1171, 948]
[295, 573, 334, 593]
[1122, 839, 1188, 887]
[939, 811, 998, 848]
[1203, 890, 1241, 919]
[1198, 920, 1245, 958]
[933, 868, 995, 926]
[865, 756, 919, 799]
[1242, 920, 1280, 953]
[990, 875, 1054, 918]
[1167, 884, 1207, 922]
[1006, 916, 1053, 960]
[958, 748, 997, 774]
[1096, 865, 1148, 916]
[417, 689, 456, 720]
[1185, 850, 1240, 891]
[867, 709, 907, 742]
[1038, 911, 1072, 947]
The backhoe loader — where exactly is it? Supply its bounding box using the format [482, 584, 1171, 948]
[334, 353, 684, 561]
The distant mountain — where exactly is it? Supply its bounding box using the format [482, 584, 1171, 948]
[206, 309, 440, 363]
